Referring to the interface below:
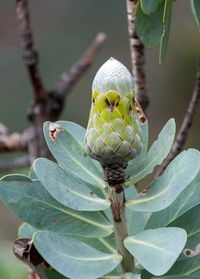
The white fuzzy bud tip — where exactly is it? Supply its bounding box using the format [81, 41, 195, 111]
[92, 57, 134, 96]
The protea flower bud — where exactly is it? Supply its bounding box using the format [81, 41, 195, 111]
[85, 58, 143, 184]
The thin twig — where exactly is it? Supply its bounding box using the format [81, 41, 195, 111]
[52, 32, 107, 97]
[156, 55, 200, 177]
[126, 0, 149, 111]
[16, 0, 46, 101]
[0, 127, 30, 153]
[0, 157, 30, 172]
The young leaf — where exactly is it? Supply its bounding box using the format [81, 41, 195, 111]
[34, 231, 122, 279]
[145, 170, 200, 229]
[126, 149, 200, 212]
[136, 1, 164, 47]
[141, 0, 163, 15]
[0, 175, 113, 238]
[44, 122, 105, 189]
[33, 158, 110, 211]
[190, 0, 200, 31]
[159, 0, 173, 63]
[126, 118, 175, 186]
[124, 228, 187, 276]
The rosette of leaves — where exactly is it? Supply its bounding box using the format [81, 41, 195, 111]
[1, 62, 200, 279]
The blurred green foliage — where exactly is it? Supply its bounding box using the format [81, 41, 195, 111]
[0, 238, 27, 279]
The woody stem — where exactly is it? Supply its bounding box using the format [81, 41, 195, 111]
[108, 184, 136, 273]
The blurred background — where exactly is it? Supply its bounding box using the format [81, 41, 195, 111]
[0, 0, 199, 278]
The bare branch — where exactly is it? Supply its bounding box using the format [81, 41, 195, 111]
[52, 32, 107, 98]
[16, 0, 46, 101]
[126, 0, 149, 111]
[156, 55, 200, 177]
[0, 127, 31, 153]
[0, 157, 30, 172]
[28, 269, 40, 279]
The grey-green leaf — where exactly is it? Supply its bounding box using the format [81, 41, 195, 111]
[126, 119, 175, 186]
[44, 122, 105, 189]
[33, 158, 110, 211]
[101, 272, 141, 279]
[0, 175, 113, 238]
[145, 170, 200, 229]
[136, 1, 164, 47]
[18, 223, 38, 238]
[141, 0, 163, 15]
[124, 228, 187, 276]
[34, 231, 122, 279]
[126, 149, 200, 212]
[190, 0, 200, 31]
[57, 121, 86, 146]
[159, 0, 173, 63]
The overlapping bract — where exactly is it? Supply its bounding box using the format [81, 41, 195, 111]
[85, 58, 143, 164]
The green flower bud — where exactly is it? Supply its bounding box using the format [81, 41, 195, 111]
[85, 57, 143, 165]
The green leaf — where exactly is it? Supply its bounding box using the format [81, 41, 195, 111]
[126, 187, 151, 235]
[57, 121, 103, 174]
[124, 228, 187, 276]
[34, 231, 122, 279]
[126, 119, 175, 186]
[72, 234, 117, 254]
[151, 276, 198, 279]
[57, 120, 86, 146]
[165, 256, 200, 277]
[145, 170, 200, 229]
[127, 121, 148, 178]
[141, 0, 163, 15]
[101, 272, 141, 279]
[126, 149, 200, 212]
[136, 1, 164, 47]
[121, 274, 141, 279]
[18, 223, 38, 238]
[190, 0, 200, 31]
[0, 175, 113, 238]
[43, 122, 105, 189]
[33, 158, 110, 211]
[46, 269, 68, 279]
[159, 0, 173, 63]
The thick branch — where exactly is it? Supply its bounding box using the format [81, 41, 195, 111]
[108, 185, 135, 273]
[156, 55, 200, 177]
[16, 0, 46, 101]
[126, 0, 149, 111]
[0, 126, 30, 153]
[52, 32, 107, 98]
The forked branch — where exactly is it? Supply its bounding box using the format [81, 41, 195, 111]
[52, 32, 107, 98]
[16, 0, 46, 101]
[156, 55, 200, 177]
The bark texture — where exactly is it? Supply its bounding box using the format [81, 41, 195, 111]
[127, 0, 149, 112]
